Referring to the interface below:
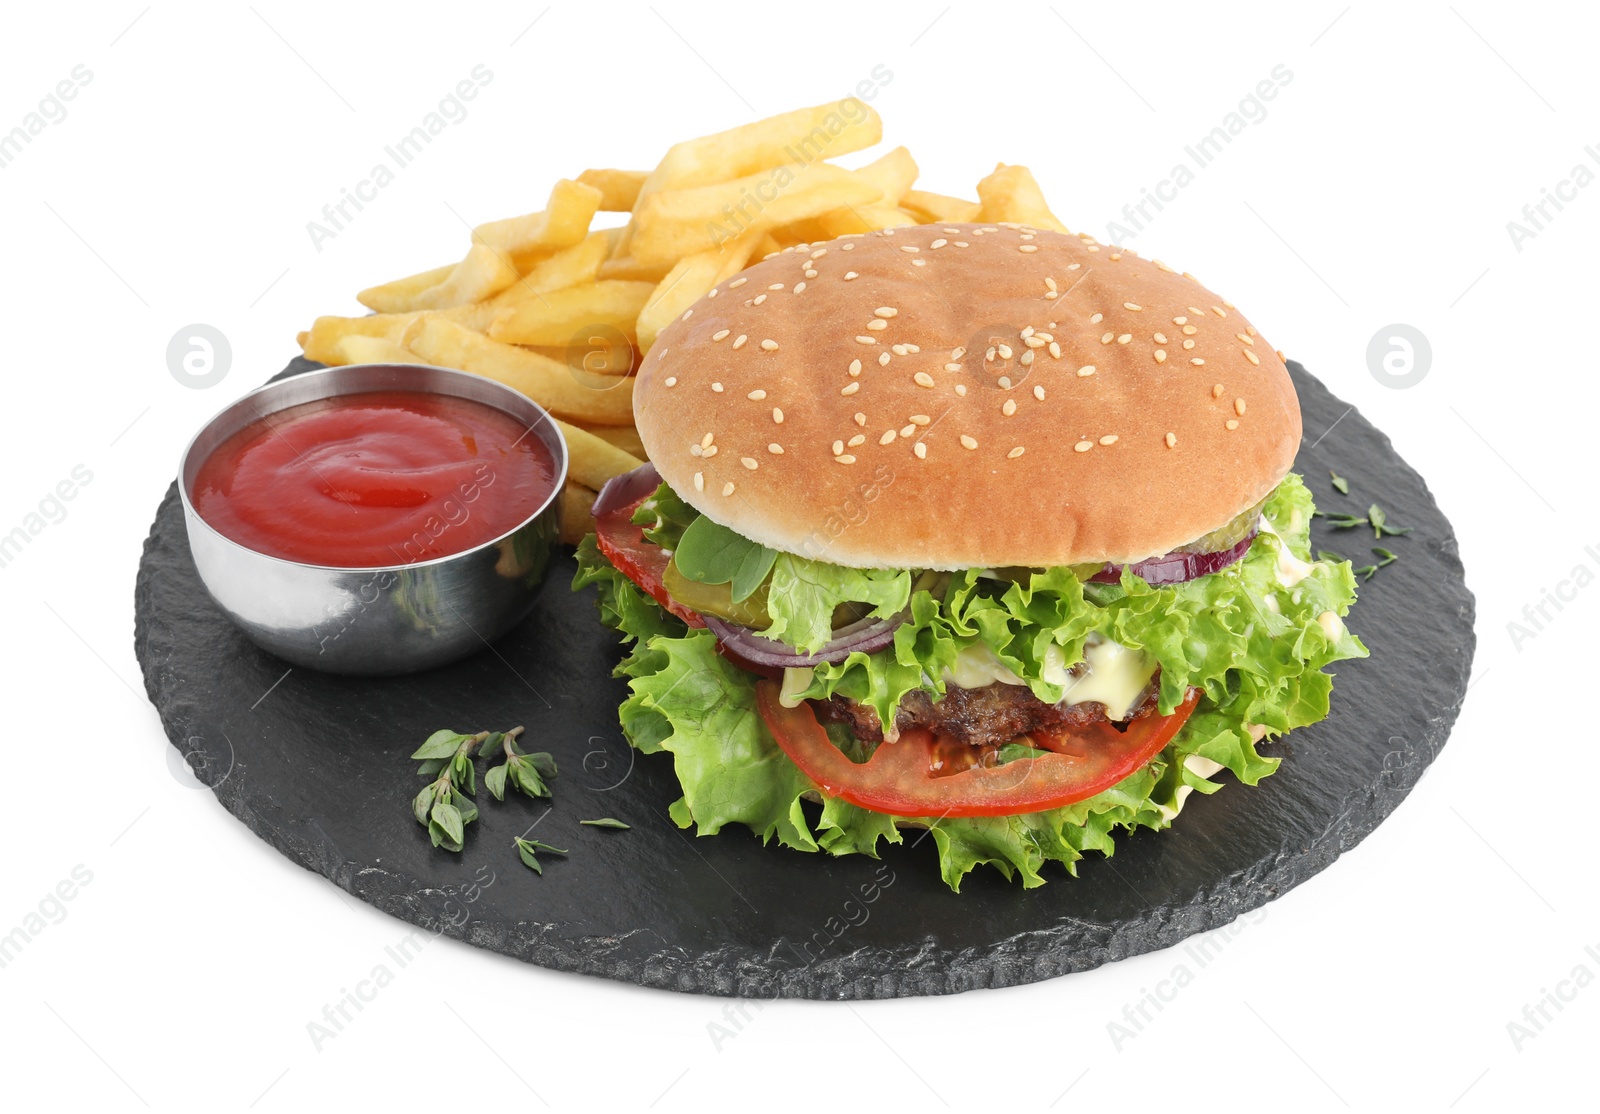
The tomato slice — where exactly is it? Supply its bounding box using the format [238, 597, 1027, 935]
[755, 682, 1201, 818]
[592, 492, 705, 629]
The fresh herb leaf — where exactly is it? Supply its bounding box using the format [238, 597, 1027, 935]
[1315, 511, 1367, 529]
[673, 516, 779, 602]
[430, 799, 465, 850]
[1329, 470, 1349, 495]
[485, 726, 559, 802]
[579, 817, 631, 829]
[412, 730, 470, 760]
[1372, 546, 1398, 569]
[1368, 503, 1413, 538]
[1316, 549, 1347, 564]
[412, 783, 438, 825]
[484, 762, 508, 802]
[513, 836, 568, 873]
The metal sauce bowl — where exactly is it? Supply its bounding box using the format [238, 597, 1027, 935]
[178, 363, 567, 675]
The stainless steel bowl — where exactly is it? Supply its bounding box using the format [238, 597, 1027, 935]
[178, 363, 567, 675]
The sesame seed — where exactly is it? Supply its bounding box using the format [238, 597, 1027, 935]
[708, 288, 719, 298]
[900, 423, 916, 438]
[728, 277, 747, 288]
[768, 443, 783, 454]
[874, 307, 897, 318]
[700, 432, 714, 449]
[997, 344, 1013, 359]
[914, 372, 936, 388]
[844, 272, 859, 280]
[772, 408, 784, 423]
[1019, 244, 1038, 253]
[693, 472, 704, 491]
[944, 362, 963, 372]
[1008, 446, 1025, 459]
[1211, 306, 1227, 317]
[1213, 384, 1225, 398]
[665, 376, 678, 387]
[854, 412, 866, 426]
[1108, 252, 1121, 261]
[900, 245, 920, 253]
[761, 339, 779, 351]
[722, 481, 735, 496]
[833, 439, 845, 455]
[1183, 340, 1196, 350]
[1090, 313, 1104, 324]
[1024, 336, 1046, 348]
[1077, 365, 1096, 377]
[1247, 326, 1258, 337]
[1099, 434, 1118, 446]
[711, 382, 724, 393]
[794, 282, 807, 294]
[1154, 350, 1167, 363]
[742, 457, 758, 470]
[1225, 419, 1239, 431]
[1123, 302, 1142, 311]
[867, 319, 888, 331]
[943, 227, 961, 233]
[682, 309, 693, 320]
[879, 429, 897, 445]
[733, 335, 748, 349]
[1154, 333, 1168, 344]
[805, 269, 818, 278]
[1155, 259, 1175, 273]
[1165, 431, 1177, 448]
[769, 283, 784, 290]
[1002, 399, 1017, 416]
[712, 329, 730, 341]
[960, 435, 978, 450]
[1101, 332, 1114, 344]
[1191, 358, 1205, 365]
[951, 347, 966, 360]
[1235, 398, 1247, 416]
[1021, 350, 1034, 366]
[1173, 316, 1187, 325]
[931, 239, 947, 249]
[1074, 440, 1093, 452]
[1182, 325, 1198, 335]
[1034, 385, 1046, 400]
[855, 335, 877, 345]
[878, 352, 891, 366]
[689, 444, 702, 457]
[1244, 349, 1260, 365]
[1188, 306, 1204, 315]
[1048, 342, 1061, 359]
[835, 454, 857, 464]
[998, 376, 1012, 388]
[955, 384, 967, 396]
[841, 382, 860, 395]
[1237, 333, 1255, 346]
[954, 241, 969, 248]
[1117, 334, 1132, 344]
[1276, 349, 1286, 361]
[748, 389, 766, 400]
[1044, 291, 1058, 300]
[914, 442, 928, 460]
[1045, 277, 1058, 291]
[753, 294, 767, 305]
[986, 346, 996, 362]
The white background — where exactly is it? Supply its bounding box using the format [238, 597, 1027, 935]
[1, 2, 1594, 1110]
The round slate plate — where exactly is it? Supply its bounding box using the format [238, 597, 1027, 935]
[134, 358, 1473, 999]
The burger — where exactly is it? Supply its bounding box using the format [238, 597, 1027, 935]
[575, 222, 1366, 890]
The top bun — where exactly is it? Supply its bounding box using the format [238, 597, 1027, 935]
[634, 223, 1300, 570]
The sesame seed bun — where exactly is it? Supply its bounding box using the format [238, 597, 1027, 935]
[634, 223, 1300, 570]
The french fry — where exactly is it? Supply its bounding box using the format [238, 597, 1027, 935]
[401, 314, 636, 425]
[443, 230, 617, 332]
[630, 162, 884, 266]
[357, 263, 456, 314]
[558, 481, 598, 547]
[635, 227, 766, 352]
[474, 178, 604, 269]
[617, 100, 884, 257]
[975, 164, 1070, 233]
[576, 423, 646, 456]
[486, 280, 655, 347]
[815, 203, 917, 238]
[853, 146, 919, 204]
[577, 168, 649, 212]
[301, 313, 422, 364]
[554, 419, 644, 489]
[901, 189, 982, 224]
[329, 335, 424, 366]
[360, 243, 519, 313]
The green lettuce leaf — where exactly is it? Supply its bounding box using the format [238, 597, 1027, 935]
[573, 472, 1367, 891]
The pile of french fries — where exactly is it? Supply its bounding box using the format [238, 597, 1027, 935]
[297, 101, 1071, 546]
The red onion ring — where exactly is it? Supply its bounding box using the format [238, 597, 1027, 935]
[1088, 529, 1258, 586]
[592, 462, 663, 519]
[702, 610, 907, 669]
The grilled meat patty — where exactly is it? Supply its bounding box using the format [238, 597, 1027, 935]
[814, 674, 1162, 750]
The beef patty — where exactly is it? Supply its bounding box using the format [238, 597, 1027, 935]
[814, 674, 1162, 750]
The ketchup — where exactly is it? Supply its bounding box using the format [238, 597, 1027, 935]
[192, 390, 558, 567]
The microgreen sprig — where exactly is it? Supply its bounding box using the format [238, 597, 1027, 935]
[410, 730, 492, 852]
[514, 837, 568, 873]
[484, 726, 559, 802]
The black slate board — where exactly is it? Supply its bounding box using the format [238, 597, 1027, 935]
[133, 359, 1474, 999]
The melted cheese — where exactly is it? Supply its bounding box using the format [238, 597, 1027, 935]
[1059, 638, 1159, 720]
[943, 642, 1027, 688]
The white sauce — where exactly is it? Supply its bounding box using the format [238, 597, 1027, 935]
[1257, 515, 1315, 588]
